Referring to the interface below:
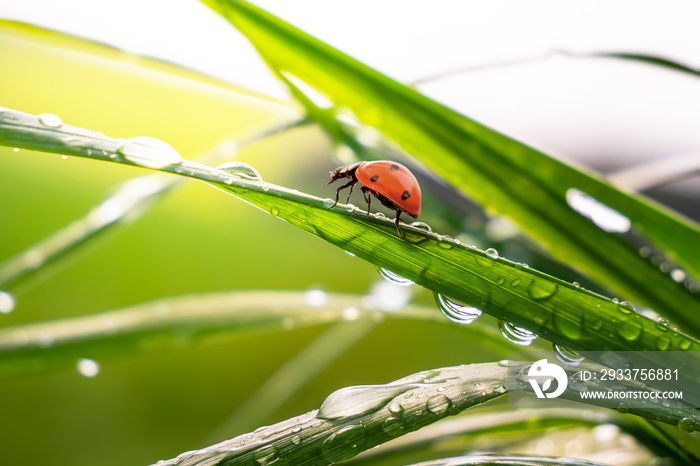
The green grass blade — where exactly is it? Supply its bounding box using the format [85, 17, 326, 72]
[200, 0, 700, 335]
[1, 106, 698, 361]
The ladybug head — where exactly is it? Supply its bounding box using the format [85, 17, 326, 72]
[327, 162, 363, 185]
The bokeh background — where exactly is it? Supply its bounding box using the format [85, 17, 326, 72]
[1, 1, 699, 465]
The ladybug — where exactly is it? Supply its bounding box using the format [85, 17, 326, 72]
[328, 161, 421, 238]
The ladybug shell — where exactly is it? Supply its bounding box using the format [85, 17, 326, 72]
[355, 161, 421, 217]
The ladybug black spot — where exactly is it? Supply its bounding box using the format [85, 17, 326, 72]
[370, 175, 379, 182]
[401, 190, 411, 200]
[390, 164, 399, 171]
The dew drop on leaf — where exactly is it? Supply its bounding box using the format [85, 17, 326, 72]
[117, 136, 183, 169]
[498, 320, 538, 346]
[38, 112, 63, 128]
[434, 293, 482, 325]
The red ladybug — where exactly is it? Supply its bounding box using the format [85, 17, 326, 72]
[328, 161, 421, 237]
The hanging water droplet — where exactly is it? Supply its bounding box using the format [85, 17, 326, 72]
[410, 222, 431, 232]
[572, 282, 581, 288]
[485, 248, 499, 259]
[434, 293, 482, 325]
[527, 280, 558, 301]
[378, 268, 414, 287]
[499, 320, 538, 346]
[321, 425, 367, 463]
[323, 198, 335, 208]
[0, 291, 16, 314]
[305, 289, 328, 307]
[216, 161, 263, 181]
[117, 136, 183, 169]
[554, 344, 585, 365]
[76, 358, 100, 377]
[38, 113, 63, 128]
[566, 188, 631, 233]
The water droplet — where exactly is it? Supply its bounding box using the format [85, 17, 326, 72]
[381, 416, 406, 437]
[270, 207, 279, 216]
[485, 248, 499, 259]
[117, 136, 183, 169]
[292, 426, 302, 433]
[321, 425, 366, 462]
[499, 320, 538, 346]
[323, 198, 335, 208]
[0, 291, 16, 314]
[496, 277, 506, 285]
[612, 298, 620, 304]
[318, 383, 421, 420]
[216, 161, 263, 181]
[410, 221, 431, 232]
[38, 113, 63, 128]
[656, 335, 671, 351]
[671, 269, 687, 283]
[253, 445, 278, 465]
[678, 417, 697, 433]
[527, 280, 558, 301]
[616, 402, 630, 413]
[345, 250, 355, 257]
[342, 307, 360, 321]
[426, 394, 452, 415]
[12, 148, 20, 152]
[510, 278, 521, 287]
[566, 188, 631, 233]
[388, 401, 404, 414]
[305, 289, 328, 307]
[291, 435, 301, 445]
[679, 337, 692, 350]
[434, 293, 482, 325]
[76, 358, 100, 377]
[583, 311, 603, 331]
[61, 155, 68, 160]
[378, 268, 414, 287]
[554, 344, 585, 365]
[437, 236, 454, 249]
[617, 317, 643, 341]
[572, 282, 580, 288]
[617, 301, 635, 313]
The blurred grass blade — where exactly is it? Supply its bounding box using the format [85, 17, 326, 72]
[205, 319, 376, 441]
[0, 289, 504, 379]
[1, 107, 699, 365]
[353, 408, 693, 465]
[200, 0, 700, 335]
[608, 152, 700, 191]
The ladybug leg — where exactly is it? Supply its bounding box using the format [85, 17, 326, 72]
[333, 180, 356, 208]
[361, 186, 372, 216]
[394, 211, 403, 238]
[345, 182, 355, 204]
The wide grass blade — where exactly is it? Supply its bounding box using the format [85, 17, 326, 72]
[1, 107, 698, 366]
[199, 0, 700, 336]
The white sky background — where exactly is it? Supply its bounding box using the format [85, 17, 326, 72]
[2, 0, 700, 190]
